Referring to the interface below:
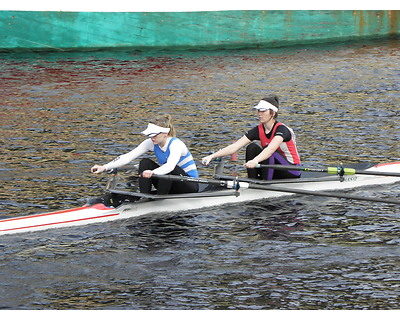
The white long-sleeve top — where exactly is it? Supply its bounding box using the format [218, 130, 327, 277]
[103, 138, 191, 175]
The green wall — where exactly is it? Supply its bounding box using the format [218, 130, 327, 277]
[1, 10, 399, 51]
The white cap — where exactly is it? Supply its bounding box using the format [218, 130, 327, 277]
[253, 100, 278, 112]
[141, 123, 170, 137]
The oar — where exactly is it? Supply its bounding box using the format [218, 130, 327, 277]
[152, 174, 237, 189]
[215, 174, 340, 185]
[244, 183, 400, 205]
[255, 164, 400, 177]
[152, 174, 400, 205]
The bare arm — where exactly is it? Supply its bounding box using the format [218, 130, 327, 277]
[202, 135, 251, 165]
[245, 135, 283, 168]
[91, 139, 152, 174]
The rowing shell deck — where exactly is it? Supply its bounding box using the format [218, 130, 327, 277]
[1, 162, 399, 236]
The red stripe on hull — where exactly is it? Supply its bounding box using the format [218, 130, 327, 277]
[0, 212, 120, 233]
[374, 162, 400, 168]
[0, 204, 111, 223]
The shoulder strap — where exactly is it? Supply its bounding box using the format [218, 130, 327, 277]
[258, 122, 283, 147]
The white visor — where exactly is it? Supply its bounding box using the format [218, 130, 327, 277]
[253, 100, 278, 112]
[141, 123, 170, 137]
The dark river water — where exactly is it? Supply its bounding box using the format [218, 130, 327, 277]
[1, 39, 400, 310]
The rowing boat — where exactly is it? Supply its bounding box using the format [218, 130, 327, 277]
[1, 162, 399, 236]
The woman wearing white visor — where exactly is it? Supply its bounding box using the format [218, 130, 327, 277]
[202, 96, 301, 180]
[91, 114, 198, 194]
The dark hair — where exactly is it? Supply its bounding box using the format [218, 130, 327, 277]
[262, 95, 279, 108]
[261, 95, 279, 119]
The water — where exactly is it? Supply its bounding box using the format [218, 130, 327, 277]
[1, 39, 400, 309]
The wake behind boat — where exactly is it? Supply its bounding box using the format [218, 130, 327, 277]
[1, 162, 400, 236]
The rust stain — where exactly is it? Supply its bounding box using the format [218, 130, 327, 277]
[354, 10, 400, 36]
[389, 10, 399, 35]
[355, 10, 366, 34]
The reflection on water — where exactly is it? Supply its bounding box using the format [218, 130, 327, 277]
[0, 39, 400, 309]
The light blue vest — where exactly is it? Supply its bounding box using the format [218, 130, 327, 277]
[154, 138, 198, 178]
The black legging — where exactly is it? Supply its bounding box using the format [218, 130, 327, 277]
[138, 158, 198, 195]
[245, 143, 301, 180]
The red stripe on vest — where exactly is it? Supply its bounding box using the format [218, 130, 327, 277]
[257, 123, 301, 164]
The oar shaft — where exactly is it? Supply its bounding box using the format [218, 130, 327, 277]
[244, 183, 400, 205]
[152, 174, 400, 205]
[153, 174, 236, 188]
[215, 174, 340, 185]
[351, 170, 400, 177]
[255, 164, 341, 174]
[255, 164, 400, 177]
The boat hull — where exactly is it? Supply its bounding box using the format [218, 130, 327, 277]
[1, 162, 399, 236]
[1, 10, 399, 52]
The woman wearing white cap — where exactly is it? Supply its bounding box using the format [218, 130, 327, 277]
[202, 96, 301, 180]
[91, 114, 198, 194]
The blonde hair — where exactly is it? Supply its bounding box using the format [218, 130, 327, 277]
[155, 114, 176, 137]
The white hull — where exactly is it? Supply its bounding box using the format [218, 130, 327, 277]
[1, 162, 399, 236]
